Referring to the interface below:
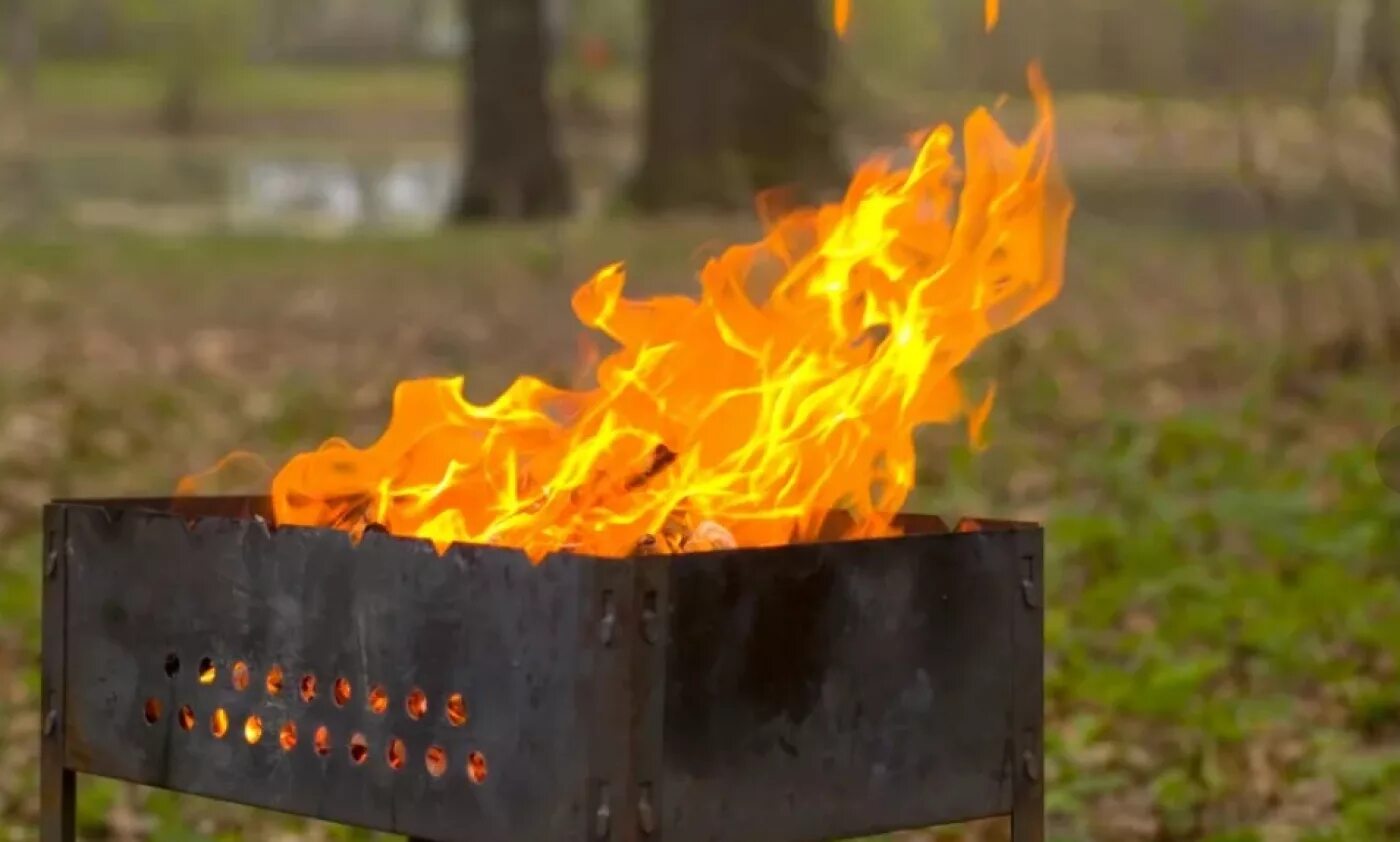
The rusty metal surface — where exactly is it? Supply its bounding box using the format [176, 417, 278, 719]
[48, 498, 1043, 842]
[41, 506, 75, 842]
[658, 525, 1040, 842]
[59, 500, 599, 842]
[1010, 529, 1046, 842]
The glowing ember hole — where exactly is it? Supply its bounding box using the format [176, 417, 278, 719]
[300, 674, 317, 703]
[210, 708, 229, 738]
[231, 661, 250, 691]
[425, 746, 447, 777]
[266, 665, 284, 696]
[244, 715, 263, 745]
[467, 751, 488, 784]
[406, 689, 428, 720]
[349, 733, 369, 765]
[314, 726, 330, 757]
[333, 678, 352, 707]
[279, 721, 298, 751]
[198, 658, 216, 685]
[143, 698, 162, 724]
[368, 685, 388, 714]
[163, 653, 180, 677]
[178, 705, 195, 731]
[387, 738, 406, 770]
[445, 693, 467, 727]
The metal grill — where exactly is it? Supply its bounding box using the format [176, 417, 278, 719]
[40, 497, 1044, 841]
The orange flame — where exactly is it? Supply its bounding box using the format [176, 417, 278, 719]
[265, 68, 1070, 561]
[836, 1, 998, 37]
[834, 0, 851, 36]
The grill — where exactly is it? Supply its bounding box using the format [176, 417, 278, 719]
[39, 497, 1044, 842]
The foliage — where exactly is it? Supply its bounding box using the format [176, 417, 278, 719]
[0, 214, 1397, 839]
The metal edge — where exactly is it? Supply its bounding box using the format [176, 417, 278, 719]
[630, 555, 668, 842]
[1010, 527, 1046, 842]
[41, 504, 75, 842]
[587, 557, 637, 842]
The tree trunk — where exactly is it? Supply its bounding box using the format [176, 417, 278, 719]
[729, 0, 847, 201]
[3, 0, 37, 107]
[1368, 0, 1400, 344]
[451, 0, 573, 220]
[631, 0, 846, 212]
[629, 0, 745, 210]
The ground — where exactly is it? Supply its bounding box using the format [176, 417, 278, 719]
[0, 61, 1398, 841]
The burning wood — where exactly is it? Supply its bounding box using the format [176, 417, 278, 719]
[632, 517, 736, 556]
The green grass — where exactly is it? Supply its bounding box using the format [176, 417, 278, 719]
[0, 216, 1397, 840]
[19, 59, 458, 112]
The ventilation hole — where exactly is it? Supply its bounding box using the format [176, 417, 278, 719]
[163, 653, 180, 678]
[467, 751, 488, 784]
[178, 705, 195, 731]
[231, 661, 250, 691]
[425, 745, 447, 777]
[387, 738, 406, 770]
[300, 674, 317, 703]
[198, 657, 216, 685]
[244, 715, 263, 745]
[279, 721, 298, 751]
[211, 708, 229, 738]
[143, 698, 162, 724]
[266, 665, 284, 696]
[406, 688, 428, 720]
[333, 677, 352, 707]
[314, 725, 330, 756]
[446, 693, 468, 727]
[368, 685, 388, 714]
[349, 733, 368, 765]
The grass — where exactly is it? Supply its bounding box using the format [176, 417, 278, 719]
[0, 212, 1397, 840]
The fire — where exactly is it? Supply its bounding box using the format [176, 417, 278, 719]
[835, 1, 999, 36]
[261, 67, 1070, 562]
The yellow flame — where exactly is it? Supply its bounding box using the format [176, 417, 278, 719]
[264, 66, 1072, 561]
[986, 0, 1000, 32]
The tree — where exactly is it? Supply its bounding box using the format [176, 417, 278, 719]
[630, 0, 847, 211]
[122, 0, 249, 135]
[2, 0, 37, 112]
[451, 0, 573, 220]
[728, 0, 846, 199]
[1369, 0, 1400, 344]
[630, 0, 745, 210]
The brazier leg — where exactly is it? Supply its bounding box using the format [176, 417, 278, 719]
[41, 507, 75, 842]
[1011, 530, 1045, 842]
[38, 760, 74, 842]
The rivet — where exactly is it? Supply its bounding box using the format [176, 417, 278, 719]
[640, 607, 658, 644]
[1020, 579, 1039, 609]
[598, 593, 617, 647]
[593, 800, 611, 838]
[638, 784, 657, 835]
[1022, 749, 1040, 782]
[43, 709, 57, 736]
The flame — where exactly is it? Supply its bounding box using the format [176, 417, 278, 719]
[835, 1, 998, 37]
[834, 0, 851, 36]
[261, 69, 1069, 562]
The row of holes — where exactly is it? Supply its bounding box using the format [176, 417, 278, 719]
[142, 699, 487, 783]
[163, 654, 467, 726]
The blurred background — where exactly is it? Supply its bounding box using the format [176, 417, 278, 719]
[1, 0, 1399, 839]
